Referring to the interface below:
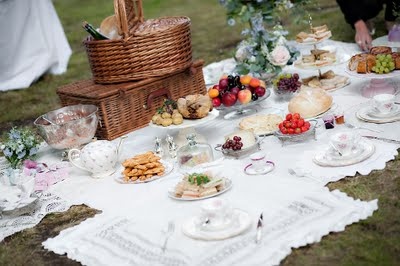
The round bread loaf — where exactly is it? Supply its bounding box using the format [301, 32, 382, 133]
[288, 88, 332, 118]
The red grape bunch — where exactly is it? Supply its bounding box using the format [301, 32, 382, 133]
[222, 136, 243, 151]
[274, 73, 302, 93]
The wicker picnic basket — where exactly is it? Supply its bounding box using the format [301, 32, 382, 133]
[84, 0, 192, 84]
[57, 60, 206, 140]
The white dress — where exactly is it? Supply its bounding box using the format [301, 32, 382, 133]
[0, 0, 72, 91]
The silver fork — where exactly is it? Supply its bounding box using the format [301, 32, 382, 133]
[162, 221, 175, 252]
[344, 123, 382, 133]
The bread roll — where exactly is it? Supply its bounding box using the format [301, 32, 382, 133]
[288, 88, 333, 118]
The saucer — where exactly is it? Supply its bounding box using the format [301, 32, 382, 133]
[326, 145, 365, 161]
[313, 141, 375, 167]
[182, 209, 251, 240]
[368, 105, 400, 118]
[244, 161, 275, 175]
[356, 106, 400, 124]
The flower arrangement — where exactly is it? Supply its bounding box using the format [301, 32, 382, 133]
[219, 0, 311, 76]
[0, 127, 41, 169]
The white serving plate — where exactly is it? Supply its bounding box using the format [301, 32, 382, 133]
[114, 159, 174, 184]
[149, 109, 219, 129]
[168, 178, 232, 201]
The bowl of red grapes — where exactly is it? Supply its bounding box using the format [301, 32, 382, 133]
[216, 134, 260, 159]
[272, 73, 302, 101]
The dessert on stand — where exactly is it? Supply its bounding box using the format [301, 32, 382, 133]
[295, 25, 350, 92]
[346, 46, 400, 98]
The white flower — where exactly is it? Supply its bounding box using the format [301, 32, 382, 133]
[0, 144, 5, 150]
[276, 36, 287, 46]
[269, 45, 290, 66]
[260, 44, 270, 56]
[249, 56, 257, 63]
[227, 18, 236, 26]
[235, 46, 249, 62]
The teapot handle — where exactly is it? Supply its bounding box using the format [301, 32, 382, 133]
[68, 148, 89, 172]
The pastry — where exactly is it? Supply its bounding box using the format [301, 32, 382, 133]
[391, 52, 400, 69]
[177, 94, 213, 119]
[369, 46, 392, 55]
[288, 88, 333, 118]
[239, 114, 283, 135]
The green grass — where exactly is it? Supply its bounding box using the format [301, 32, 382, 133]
[0, 0, 399, 265]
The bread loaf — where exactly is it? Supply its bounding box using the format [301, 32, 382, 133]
[288, 88, 333, 118]
[370, 46, 392, 55]
[100, 15, 122, 40]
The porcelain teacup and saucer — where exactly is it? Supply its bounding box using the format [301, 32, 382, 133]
[181, 198, 251, 240]
[368, 94, 400, 118]
[327, 131, 363, 160]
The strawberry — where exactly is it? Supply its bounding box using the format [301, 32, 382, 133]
[304, 121, 311, 128]
[294, 127, 302, 134]
[298, 119, 304, 127]
[288, 128, 295, 134]
[293, 113, 300, 120]
[301, 126, 308, 132]
[286, 114, 292, 120]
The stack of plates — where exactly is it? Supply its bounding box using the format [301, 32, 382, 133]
[356, 105, 400, 123]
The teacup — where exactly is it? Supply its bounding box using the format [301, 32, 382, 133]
[199, 198, 233, 231]
[373, 94, 395, 114]
[330, 131, 360, 157]
[250, 152, 266, 172]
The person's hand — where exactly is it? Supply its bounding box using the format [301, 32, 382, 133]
[354, 20, 372, 51]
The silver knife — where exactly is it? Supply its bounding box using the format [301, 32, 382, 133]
[255, 212, 263, 244]
[363, 135, 400, 144]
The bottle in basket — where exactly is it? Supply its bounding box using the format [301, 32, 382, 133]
[82, 21, 108, 40]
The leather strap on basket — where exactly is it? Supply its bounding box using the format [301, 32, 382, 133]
[143, 88, 172, 110]
[114, 0, 144, 39]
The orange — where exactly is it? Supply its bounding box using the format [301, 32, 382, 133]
[240, 75, 252, 85]
[208, 88, 219, 98]
[249, 77, 260, 88]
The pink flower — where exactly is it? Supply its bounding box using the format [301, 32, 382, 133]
[23, 159, 38, 169]
[270, 45, 290, 66]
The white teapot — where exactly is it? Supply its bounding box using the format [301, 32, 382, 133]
[68, 136, 126, 178]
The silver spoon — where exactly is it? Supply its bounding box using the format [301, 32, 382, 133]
[288, 168, 323, 184]
[344, 123, 382, 133]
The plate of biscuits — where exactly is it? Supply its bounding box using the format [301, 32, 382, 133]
[115, 151, 174, 184]
[296, 25, 332, 45]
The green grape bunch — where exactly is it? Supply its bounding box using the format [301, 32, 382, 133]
[371, 54, 395, 74]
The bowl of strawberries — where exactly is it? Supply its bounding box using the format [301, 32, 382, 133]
[273, 113, 317, 145]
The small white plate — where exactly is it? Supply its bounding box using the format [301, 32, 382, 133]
[244, 161, 275, 175]
[149, 109, 219, 130]
[168, 179, 232, 201]
[114, 160, 174, 184]
[313, 141, 375, 167]
[367, 105, 400, 118]
[181, 209, 251, 240]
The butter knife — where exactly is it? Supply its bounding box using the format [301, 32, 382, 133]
[363, 136, 400, 144]
[255, 212, 263, 244]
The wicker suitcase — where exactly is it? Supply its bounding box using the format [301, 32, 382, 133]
[57, 60, 206, 140]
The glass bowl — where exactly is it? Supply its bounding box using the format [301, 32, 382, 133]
[215, 134, 262, 159]
[273, 120, 318, 146]
[34, 104, 98, 150]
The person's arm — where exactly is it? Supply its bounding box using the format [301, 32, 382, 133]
[336, 0, 363, 26]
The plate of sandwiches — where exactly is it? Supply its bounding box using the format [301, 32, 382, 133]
[168, 171, 232, 201]
[294, 46, 339, 69]
[302, 70, 350, 92]
[346, 46, 400, 78]
[296, 25, 332, 45]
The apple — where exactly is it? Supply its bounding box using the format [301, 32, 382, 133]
[219, 78, 229, 91]
[212, 84, 220, 91]
[237, 89, 252, 104]
[230, 86, 240, 96]
[212, 97, 222, 107]
[222, 92, 237, 107]
[254, 86, 266, 97]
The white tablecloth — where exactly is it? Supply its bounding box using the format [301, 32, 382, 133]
[36, 40, 400, 265]
[0, 0, 72, 91]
